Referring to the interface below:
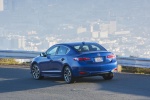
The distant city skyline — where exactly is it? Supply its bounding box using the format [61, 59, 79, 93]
[0, 0, 150, 58]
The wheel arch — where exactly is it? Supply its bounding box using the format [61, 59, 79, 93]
[31, 61, 38, 67]
[30, 61, 39, 71]
[61, 63, 77, 78]
[62, 63, 71, 72]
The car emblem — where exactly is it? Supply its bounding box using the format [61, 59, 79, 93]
[97, 53, 101, 56]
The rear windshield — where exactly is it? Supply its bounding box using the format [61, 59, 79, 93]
[71, 43, 107, 52]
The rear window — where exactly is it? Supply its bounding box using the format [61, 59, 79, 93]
[72, 43, 106, 52]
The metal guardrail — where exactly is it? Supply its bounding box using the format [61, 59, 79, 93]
[0, 50, 150, 68]
[0, 50, 40, 59]
[117, 57, 150, 68]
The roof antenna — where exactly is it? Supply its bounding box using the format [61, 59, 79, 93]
[82, 42, 85, 45]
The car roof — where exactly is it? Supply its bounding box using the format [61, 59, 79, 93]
[56, 42, 97, 46]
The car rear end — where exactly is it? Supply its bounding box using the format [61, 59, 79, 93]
[67, 42, 117, 77]
[73, 51, 117, 76]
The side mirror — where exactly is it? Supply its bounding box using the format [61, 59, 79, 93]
[40, 52, 46, 57]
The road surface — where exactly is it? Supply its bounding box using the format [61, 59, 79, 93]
[0, 65, 150, 100]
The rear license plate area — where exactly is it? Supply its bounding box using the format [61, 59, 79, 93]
[94, 57, 103, 62]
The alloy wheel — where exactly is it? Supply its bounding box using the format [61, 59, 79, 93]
[63, 66, 74, 83]
[31, 65, 42, 80]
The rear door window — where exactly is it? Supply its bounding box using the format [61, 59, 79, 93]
[57, 46, 69, 55]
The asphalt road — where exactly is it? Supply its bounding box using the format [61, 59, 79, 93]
[0, 65, 150, 100]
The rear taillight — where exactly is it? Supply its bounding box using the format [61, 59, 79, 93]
[73, 57, 90, 61]
[107, 54, 116, 59]
[112, 67, 118, 72]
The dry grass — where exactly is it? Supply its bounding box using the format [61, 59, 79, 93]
[122, 66, 150, 74]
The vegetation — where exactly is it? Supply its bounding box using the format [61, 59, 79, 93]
[21, 62, 31, 66]
[0, 58, 19, 65]
[0, 58, 30, 66]
[121, 66, 150, 74]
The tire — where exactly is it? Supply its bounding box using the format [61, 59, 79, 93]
[102, 72, 114, 80]
[31, 64, 44, 80]
[63, 66, 74, 84]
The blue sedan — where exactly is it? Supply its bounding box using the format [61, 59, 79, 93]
[30, 42, 117, 83]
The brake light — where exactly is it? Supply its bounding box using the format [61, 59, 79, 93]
[107, 54, 116, 59]
[73, 57, 90, 61]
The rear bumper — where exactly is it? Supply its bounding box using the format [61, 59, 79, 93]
[71, 61, 117, 77]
